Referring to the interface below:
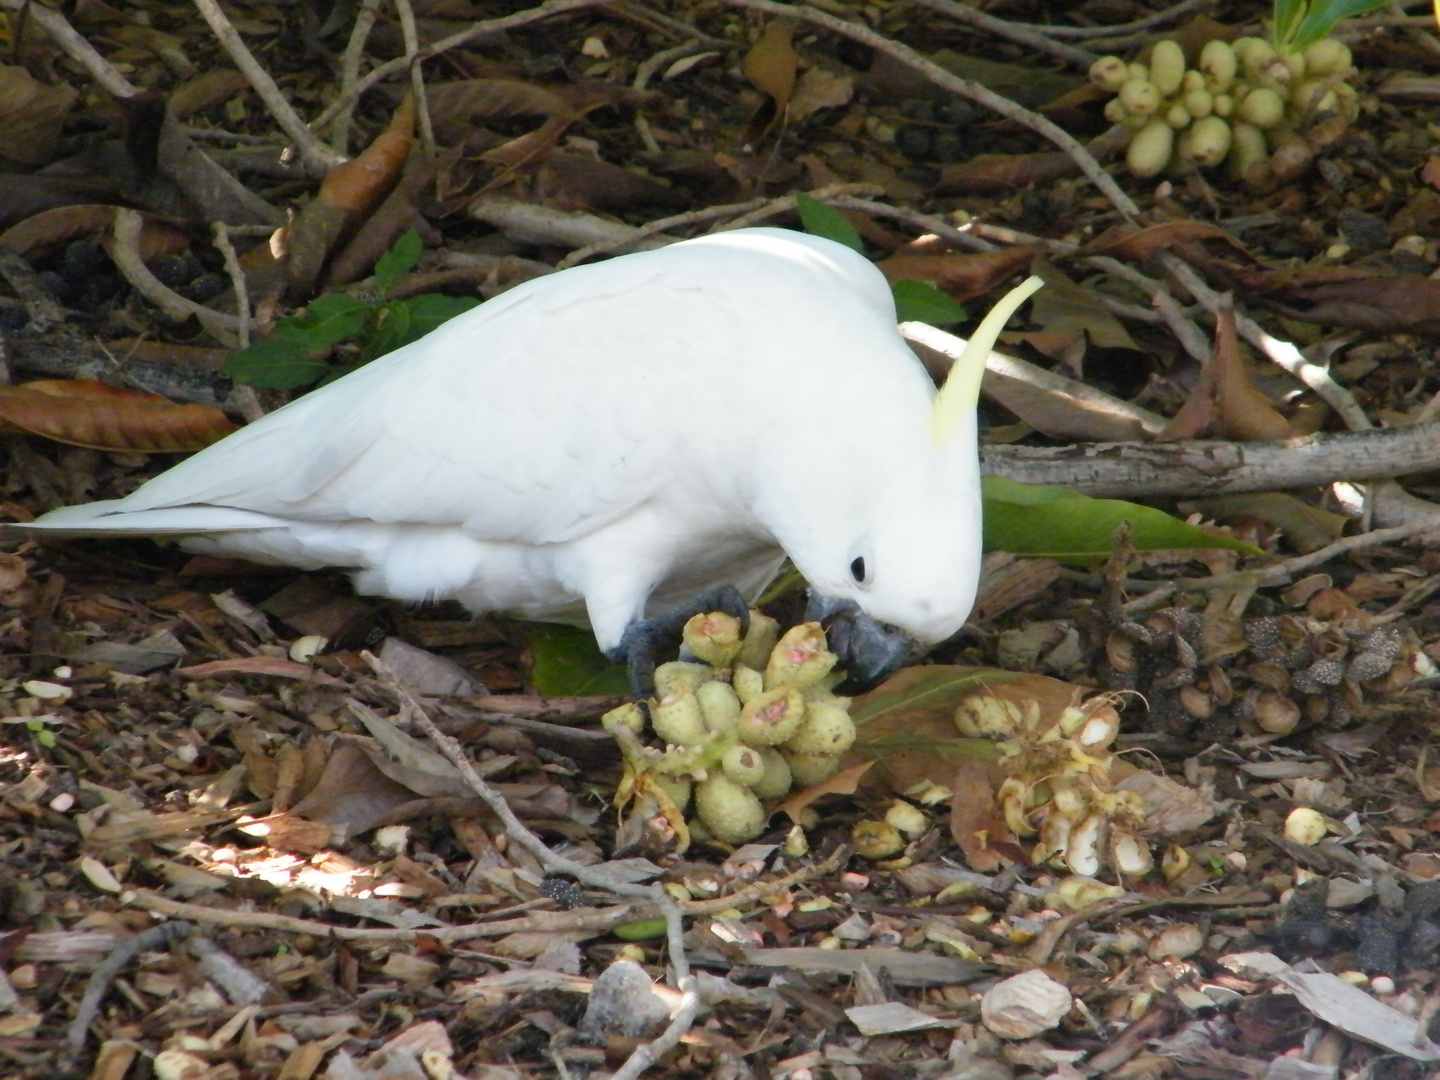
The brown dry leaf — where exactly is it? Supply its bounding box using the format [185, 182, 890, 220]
[176, 656, 345, 683]
[0, 205, 188, 263]
[948, 758, 1015, 872]
[317, 93, 415, 217]
[788, 66, 853, 123]
[848, 666, 1044, 796]
[742, 19, 798, 141]
[878, 246, 1038, 302]
[1422, 156, 1440, 191]
[1161, 301, 1292, 441]
[0, 379, 238, 453]
[936, 152, 1078, 196]
[1084, 220, 1250, 262]
[0, 65, 78, 168]
[775, 761, 874, 824]
[537, 153, 689, 211]
[1256, 272, 1440, 335]
[426, 79, 572, 133]
[169, 69, 250, 120]
[1025, 259, 1140, 355]
[284, 94, 416, 298]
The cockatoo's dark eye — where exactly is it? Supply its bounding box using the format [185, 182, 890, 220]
[850, 556, 867, 583]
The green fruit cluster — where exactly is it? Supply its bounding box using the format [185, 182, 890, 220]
[1090, 36, 1358, 184]
[604, 612, 857, 848]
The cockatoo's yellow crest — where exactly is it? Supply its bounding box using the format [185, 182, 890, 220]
[930, 275, 1045, 445]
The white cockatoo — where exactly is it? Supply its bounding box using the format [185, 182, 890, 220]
[16, 228, 1040, 689]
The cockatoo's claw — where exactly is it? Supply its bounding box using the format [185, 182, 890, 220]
[805, 592, 916, 693]
[611, 585, 752, 698]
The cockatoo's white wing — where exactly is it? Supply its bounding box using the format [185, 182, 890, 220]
[53, 229, 919, 551]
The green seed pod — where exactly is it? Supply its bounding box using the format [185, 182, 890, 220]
[784, 701, 857, 756]
[732, 664, 765, 703]
[1183, 87, 1214, 118]
[1088, 55, 1130, 91]
[1126, 118, 1174, 178]
[764, 622, 837, 690]
[1333, 81, 1359, 121]
[654, 773, 692, 812]
[1128, 62, 1150, 82]
[1164, 102, 1191, 129]
[1118, 77, 1162, 116]
[1212, 92, 1234, 117]
[737, 685, 806, 746]
[1290, 79, 1338, 116]
[721, 744, 766, 787]
[1182, 115, 1232, 168]
[1199, 39, 1237, 92]
[1103, 97, 1130, 124]
[1238, 86, 1284, 128]
[735, 612, 780, 671]
[750, 747, 793, 799]
[1149, 40, 1185, 96]
[1231, 37, 1275, 75]
[1182, 69, 1206, 93]
[602, 702, 646, 735]
[1121, 113, 1150, 132]
[785, 749, 842, 787]
[1303, 38, 1352, 77]
[1282, 51, 1307, 82]
[1226, 120, 1268, 180]
[653, 661, 713, 700]
[694, 774, 767, 843]
[651, 688, 707, 746]
[697, 679, 742, 732]
[682, 611, 742, 668]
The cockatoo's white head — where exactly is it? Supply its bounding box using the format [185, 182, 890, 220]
[766, 274, 1044, 671]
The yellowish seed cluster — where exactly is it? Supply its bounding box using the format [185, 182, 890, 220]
[1091, 36, 1358, 184]
[603, 612, 857, 848]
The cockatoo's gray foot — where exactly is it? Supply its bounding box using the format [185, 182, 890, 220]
[804, 592, 917, 692]
[610, 585, 752, 698]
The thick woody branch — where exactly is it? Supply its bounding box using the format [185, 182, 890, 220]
[982, 423, 1440, 499]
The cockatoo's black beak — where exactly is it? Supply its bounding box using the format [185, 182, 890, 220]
[804, 592, 917, 693]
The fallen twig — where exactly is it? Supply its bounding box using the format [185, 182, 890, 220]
[0, 0, 138, 97]
[64, 921, 196, 1061]
[983, 422, 1440, 499]
[365, 651, 700, 1079]
[912, 0, 1100, 66]
[1121, 519, 1440, 613]
[108, 209, 243, 347]
[192, 0, 344, 176]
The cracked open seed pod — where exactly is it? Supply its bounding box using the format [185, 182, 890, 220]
[957, 689, 1153, 877]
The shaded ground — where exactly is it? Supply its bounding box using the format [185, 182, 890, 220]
[0, 0, 1437, 1077]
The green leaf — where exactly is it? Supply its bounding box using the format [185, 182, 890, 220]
[1271, 0, 1308, 50]
[981, 475, 1263, 562]
[1290, 0, 1388, 50]
[274, 293, 372, 350]
[222, 338, 332, 390]
[362, 301, 414, 362]
[522, 622, 630, 697]
[794, 192, 863, 252]
[373, 229, 423, 296]
[891, 279, 967, 325]
[403, 293, 480, 337]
